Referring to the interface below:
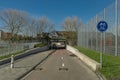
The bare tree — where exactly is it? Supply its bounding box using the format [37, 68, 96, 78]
[45, 21, 55, 33]
[62, 16, 82, 45]
[37, 16, 55, 34]
[27, 18, 37, 38]
[21, 17, 37, 41]
[62, 16, 82, 32]
[0, 9, 29, 41]
[37, 16, 48, 34]
[35, 16, 55, 43]
[29, 18, 38, 38]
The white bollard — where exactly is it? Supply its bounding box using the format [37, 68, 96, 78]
[62, 63, 65, 67]
[11, 55, 14, 69]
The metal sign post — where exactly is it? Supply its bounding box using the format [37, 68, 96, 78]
[100, 33, 103, 67]
[97, 21, 108, 68]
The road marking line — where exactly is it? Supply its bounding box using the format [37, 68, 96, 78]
[61, 57, 63, 60]
[21, 70, 33, 80]
[62, 63, 65, 67]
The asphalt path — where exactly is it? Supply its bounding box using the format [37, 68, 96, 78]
[21, 49, 100, 80]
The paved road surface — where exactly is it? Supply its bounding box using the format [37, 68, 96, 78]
[22, 49, 100, 80]
[0, 50, 54, 80]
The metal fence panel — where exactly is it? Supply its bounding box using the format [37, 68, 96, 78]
[78, 0, 120, 56]
[0, 42, 38, 57]
[118, 0, 120, 56]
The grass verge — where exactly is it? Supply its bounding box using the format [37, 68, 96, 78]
[34, 43, 47, 48]
[75, 46, 120, 80]
[0, 43, 46, 60]
[0, 50, 26, 60]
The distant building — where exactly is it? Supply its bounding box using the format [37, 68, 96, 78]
[0, 30, 1, 40]
[0, 30, 11, 40]
[0, 30, 3, 40]
[48, 31, 59, 39]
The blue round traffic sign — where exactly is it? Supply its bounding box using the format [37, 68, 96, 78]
[97, 21, 108, 32]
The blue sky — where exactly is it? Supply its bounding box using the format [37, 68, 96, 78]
[0, 0, 114, 30]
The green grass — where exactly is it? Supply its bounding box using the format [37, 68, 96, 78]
[75, 46, 120, 80]
[34, 43, 47, 48]
[0, 50, 25, 60]
[0, 43, 46, 60]
[0, 47, 8, 53]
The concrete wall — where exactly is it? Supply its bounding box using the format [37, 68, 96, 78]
[66, 45, 101, 71]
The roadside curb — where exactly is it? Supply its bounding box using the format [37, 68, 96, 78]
[96, 72, 107, 80]
[17, 50, 56, 80]
[66, 45, 105, 80]
[66, 45, 101, 71]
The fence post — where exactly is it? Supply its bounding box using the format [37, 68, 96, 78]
[8, 43, 10, 55]
[81, 26, 83, 47]
[86, 23, 89, 48]
[115, 0, 118, 56]
[96, 15, 98, 51]
[90, 20, 93, 49]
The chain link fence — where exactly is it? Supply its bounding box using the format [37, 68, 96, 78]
[0, 41, 39, 57]
[78, 0, 120, 56]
